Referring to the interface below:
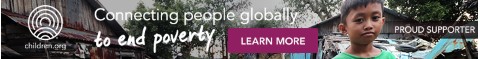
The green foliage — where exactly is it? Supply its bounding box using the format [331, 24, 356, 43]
[387, 0, 477, 22]
[124, 0, 251, 58]
[125, 1, 191, 58]
[416, 2, 448, 22]
[283, 0, 341, 21]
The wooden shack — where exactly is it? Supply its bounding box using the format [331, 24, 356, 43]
[1, 0, 146, 59]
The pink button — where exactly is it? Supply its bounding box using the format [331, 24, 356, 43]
[227, 28, 318, 53]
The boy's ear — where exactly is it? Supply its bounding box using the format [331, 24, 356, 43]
[381, 17, 385, 24]
[338, 23, 347, 35]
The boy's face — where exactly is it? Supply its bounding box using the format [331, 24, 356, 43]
[339, 3, 384, 45]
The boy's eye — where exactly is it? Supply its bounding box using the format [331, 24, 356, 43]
[354, 17, 365, 23]
[372, 16, 380, 21]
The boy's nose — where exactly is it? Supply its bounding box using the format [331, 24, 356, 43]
[364, 20, 373, 31]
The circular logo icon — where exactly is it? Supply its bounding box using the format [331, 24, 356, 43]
[27, 5, 63, 40]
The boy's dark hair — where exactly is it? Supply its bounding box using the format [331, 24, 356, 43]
[340, 0, 384, 24]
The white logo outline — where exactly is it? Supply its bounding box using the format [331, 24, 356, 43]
[28, 5, 63, 40]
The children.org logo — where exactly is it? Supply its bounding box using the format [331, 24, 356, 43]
[27, 5, 63, 40]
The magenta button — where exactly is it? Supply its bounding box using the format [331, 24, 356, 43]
[227, 28, 318, 53]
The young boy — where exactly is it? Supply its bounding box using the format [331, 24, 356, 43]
[333, 0, 396, 59]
